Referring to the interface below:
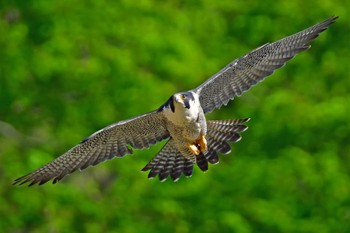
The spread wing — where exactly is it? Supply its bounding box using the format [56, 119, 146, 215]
[194, 16, 337, 114]
[14, 111, 169, 186]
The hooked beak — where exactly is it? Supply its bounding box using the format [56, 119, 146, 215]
[175, 95, 190, 109]
[174, 94, 184, 103]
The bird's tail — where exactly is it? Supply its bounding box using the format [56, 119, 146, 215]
[141, 118, 250, 182]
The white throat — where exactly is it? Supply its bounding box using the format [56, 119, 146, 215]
[163, 92, 201, 126]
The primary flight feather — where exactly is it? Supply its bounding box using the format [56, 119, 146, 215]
[14, 16, 337, 186]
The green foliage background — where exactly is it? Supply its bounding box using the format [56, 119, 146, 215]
[1, 0, 349, 232]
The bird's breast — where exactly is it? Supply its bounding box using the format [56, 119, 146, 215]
[164, 105, 206, 141]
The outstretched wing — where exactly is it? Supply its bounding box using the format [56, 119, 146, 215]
[194, 16, 337, 114]
[14, 111, 169, 186]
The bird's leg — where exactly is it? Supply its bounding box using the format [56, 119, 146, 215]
[187, 134, 207, 156]
[196, 134, 207, 153]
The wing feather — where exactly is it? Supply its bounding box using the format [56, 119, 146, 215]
[194, 16, 337, 113]
[14, 111, 169, 186]
[142, 139, 196, 182]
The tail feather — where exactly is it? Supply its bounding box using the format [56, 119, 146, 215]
[141, 141, 172, 180]
[158, 152, 176, 181]
[196, 153, 209, 171]
[147, 154, 168, 179]
[170, 154, 185, 181]
[142, 139, 194, 182]
[208, 138, 231, 154]
[142, 118, 249, 181]
[169, 154, 194, 181]
[183, 159, 194, 177]
[205, 149, 219, 164]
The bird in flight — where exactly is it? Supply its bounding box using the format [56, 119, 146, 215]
[14, 16, 337, 186]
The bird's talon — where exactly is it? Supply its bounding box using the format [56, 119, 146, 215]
[188, 143, 200, 155]
[199, 134, 207, 152]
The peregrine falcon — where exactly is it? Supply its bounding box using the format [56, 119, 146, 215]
[14, 16, 337, 186]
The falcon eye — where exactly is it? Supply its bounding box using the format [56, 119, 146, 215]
[181, 94, 186, 100]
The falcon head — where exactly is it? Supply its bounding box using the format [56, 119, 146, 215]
[159, 91, 201, 118]
[173, 92, 196, 110]
[160, 91, 202, 128]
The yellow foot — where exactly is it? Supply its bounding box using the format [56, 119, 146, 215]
[187, 143, 200, 155]
[187, 134, 208, 156]
[197, 134, 207, 153]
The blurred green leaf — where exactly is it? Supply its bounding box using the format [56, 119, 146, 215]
[1, 1, 349, 232]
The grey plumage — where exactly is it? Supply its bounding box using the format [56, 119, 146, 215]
[195, 16, 337, 114]
[14, 112, 169, 186]
[14, 16, 337, 186]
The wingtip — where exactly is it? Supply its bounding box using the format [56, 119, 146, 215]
[13, 176, 40, 187]
[319, 16, 338, 29]
[316, 16, 338, 26]
[12, 174, 29, 186]
[13, 172, 61, 187]
[329, 15, 339, 22]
